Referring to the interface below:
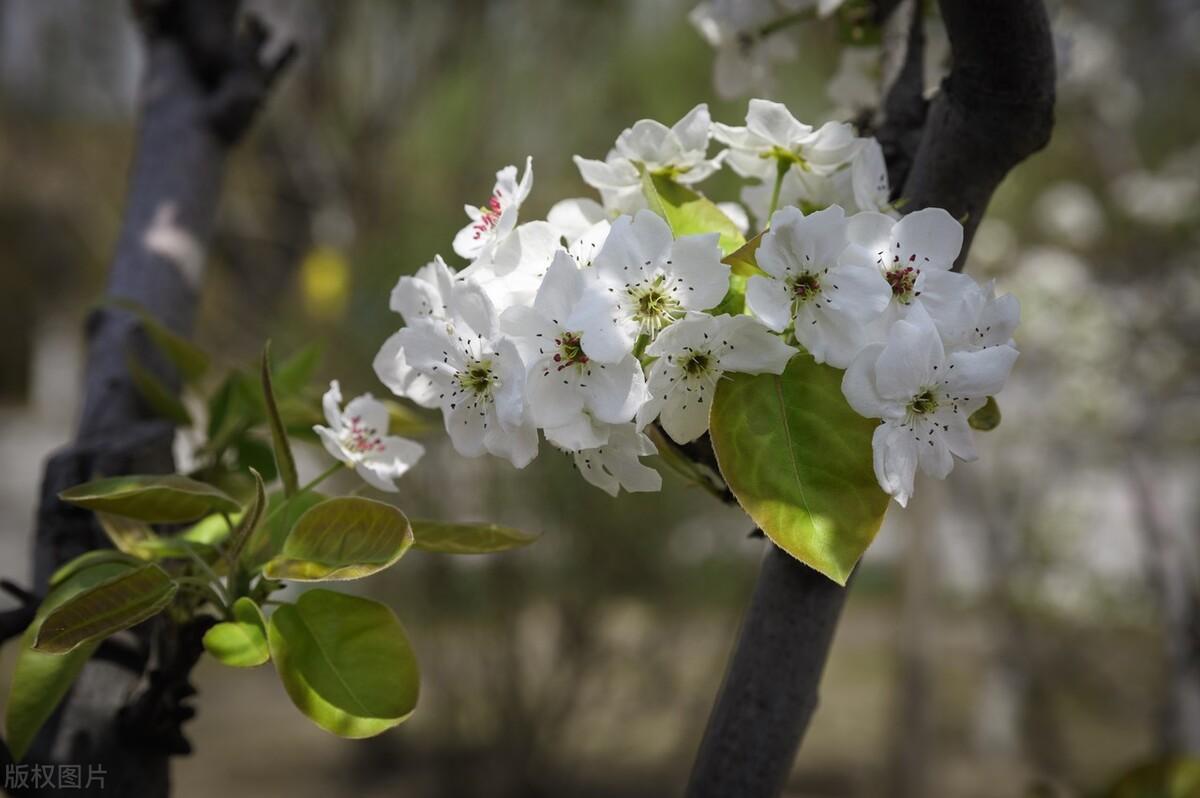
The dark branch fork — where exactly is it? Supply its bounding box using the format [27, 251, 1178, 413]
[4, 2, 291, 796]
[685, 2, 1055, 796]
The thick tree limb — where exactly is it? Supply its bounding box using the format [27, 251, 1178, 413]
[685, 2, 1055, 795]
[10, 2, 290, 796]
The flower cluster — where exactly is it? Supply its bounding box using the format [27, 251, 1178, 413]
[368, 101, 1019, 504]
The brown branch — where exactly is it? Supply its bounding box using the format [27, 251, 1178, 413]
[685, 2, 1055, 795]
[15, 2, 292, 795]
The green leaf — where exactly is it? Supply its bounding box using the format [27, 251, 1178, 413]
[33, 564, 178, 654]
[5, 562, 137, 761]
[96, 512, 222, 564]
[262, 343, 300, 497]
[722, 232, 766, 277]
[411, 520, 539, 554]
[1102, 757, 1200, 798]
[272, 342, 323, 396]
[225, 468, 267, 564]
[709, 354, 890, 584]
[59, 474, 240, 523]
[235, 436, 279, 483]
[96, 513, 158, 555]
[263, 497, 414, 582]
[203, 597, 269, 668]
[642, 170, 746, 256]
[242, 490, 327, 570]
[968, 396, 1001, 431]
[127, 353, 192, 426]
[179, 512, 238, 546]
[49, 549, 141, 588]
[267, 590, 419, 738]
[111, 298, 210, 383]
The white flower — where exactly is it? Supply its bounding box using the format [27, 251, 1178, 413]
[827, 45, 883, 112]
[388, 255, 456, 325]
[748, 206, 891, 367]
[314, 381, 425, 493]
[689, 0, 802, 100]
[713, 99, 862, 182]
[941, 279, 1021, 353]
[844, 138, 893, 216]
[377, 283, 538, 468]
[548, 199, 613, 269]
[458, 220, 560, 312]
[574, 104, 724, 214]
[638, 313, 797, 444]
[845, 207, 978, 339]
[569, 210, 729, 363]
[452, 157, 533, 260]
[841, 306, 1019, 506]
[570, 422, 663, 497]
[501, 252, 649, 450]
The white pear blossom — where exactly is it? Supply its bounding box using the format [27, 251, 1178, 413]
[842, 306, 1019, 506]
[574, 104, 724, 214]
[570, 422, 663, 497]
[639, 313, 797, 444]
[844, 138, 893, 216]
[453, 157, 533, 260]
[458, 220, 560, 312]
[314, 381, 425, 493]
[501, 252, 649, 450]
[569, 210, 729, 363]
[689, 0, 802, 100]
[845, 207, 978, 339]
[714, 99, 862, 182]
[942, 280, 1021, 353]
[389, 255, 456, 324]
[548, 198, 612, 269]
[377, 283, 538, 468]
[748, 206, 891, 367]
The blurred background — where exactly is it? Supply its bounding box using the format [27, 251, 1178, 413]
[1, 1, 1199, 796]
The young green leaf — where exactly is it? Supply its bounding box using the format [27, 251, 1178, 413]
[33, 564, 178, 654]
[110, 298, 211, 383]
[225, 468, 267, 565]
[268, 590, 419, 738]
[241, 490, 327, 570]
[5, 562, 137, 761]
[411, 521, 539, 555]
[642, 170, 746, 256]
[262, 342, 300, 497]
[968, 396, 1002, 431]
[722, 231, 767, 277]
[271, 342, 324, 396]
[59, 474, 240, 523]
[263, 497, 414, 582]
[127, 353, 192, 426]
[96, 512, 158, 555]
[709, 354, 890, 585]
[96, 512, 222, 564]
[49, 550, 141, 588]
[203, 597, 270, 668]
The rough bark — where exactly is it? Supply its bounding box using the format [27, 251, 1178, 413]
[685, 2, 1055, 795]
[4, 2, 290, 797]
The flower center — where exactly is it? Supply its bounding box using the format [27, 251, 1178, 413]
[343, 415, 385, 455]
[628, 276, 682, 336]
[789, 272, 822, 303]
[886, 266, 918, 303]
[552, 332, 589, 371]
[907, 389, 939, 416]
[680, 350, 713, 378]
[458, 358, 497, 398]
[472, 194, 503, 239]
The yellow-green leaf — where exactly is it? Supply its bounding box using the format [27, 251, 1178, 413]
[642, 171, 746, 256]
[59, 474, 240, 523]
[268, 590, 419, 738]
[34, 564, 177, 654]
[709, 354, 890, 584]
[722, 231, 767, 277]
[411, 520, 539, 554]
[203, 597, 269, 668]
[968, 396, 1001, 431]
[263, 497, 414, 582]
[49, 550, 141, 588]
[5, 562, 137, 761]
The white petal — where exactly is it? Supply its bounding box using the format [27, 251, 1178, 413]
[889, 208, 963, 271]
[484, 420, 539, 468]
[943, 345, 1019, 399]
[493, 337, 530, 429]
[320, 380, 343, 429]
[526, 364, 587, 428]
[916, 421, 954, 480]
[357, 437, 426, 492]
[668, 232, 728, 310]
[548, 197, 607, 242]
[873, 422, 917, 506]
[533, 251, 584, 322]
[746, 99, 811, 148]
[874, 312, 945, 401]
[373, 329, 444, 408]
[583, 355, 648, 424]
[573, 155, 639, 190]
[714, 315, 797, 374]
[841, 344, 891, 419]
[671, 103, 712, 153]
[343, 393, 390, 438]
[569, 284, 638, 364]
[660, 377, 716, 444]
[544, 413, 610, 451]
[314, 425, 353, 465]
[745, 275, 793, 332]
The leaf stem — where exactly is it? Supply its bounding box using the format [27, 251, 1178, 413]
[300, 461, 345, 494]
[767, 158, 790, 219]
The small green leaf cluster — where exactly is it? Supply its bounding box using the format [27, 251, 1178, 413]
[3, 333, 538, 761]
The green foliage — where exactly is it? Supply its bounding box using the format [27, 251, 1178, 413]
[34, 564, 178, 654]
[264, 497, 414, 581]
[59, 474, 240, 523]
[969, 396, 1002, 431]
[111, 298, 211, 383]
[268, 590, 419, 738]
[642, 170, 746, 256]
[242, 490, 328, 570]
[1100, 758, 1200, 798]
[723, 232, 767, 277]
[48, 549, 140, 588]
[5, 561, 137, 762]
[203, 598, 270, 668]
[261, 343, 300, 497]
[224, 468, 267, 565]
[411, 520, 539, 554]
[127, 353, 193, 425]
[709, 354, 890, 584]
